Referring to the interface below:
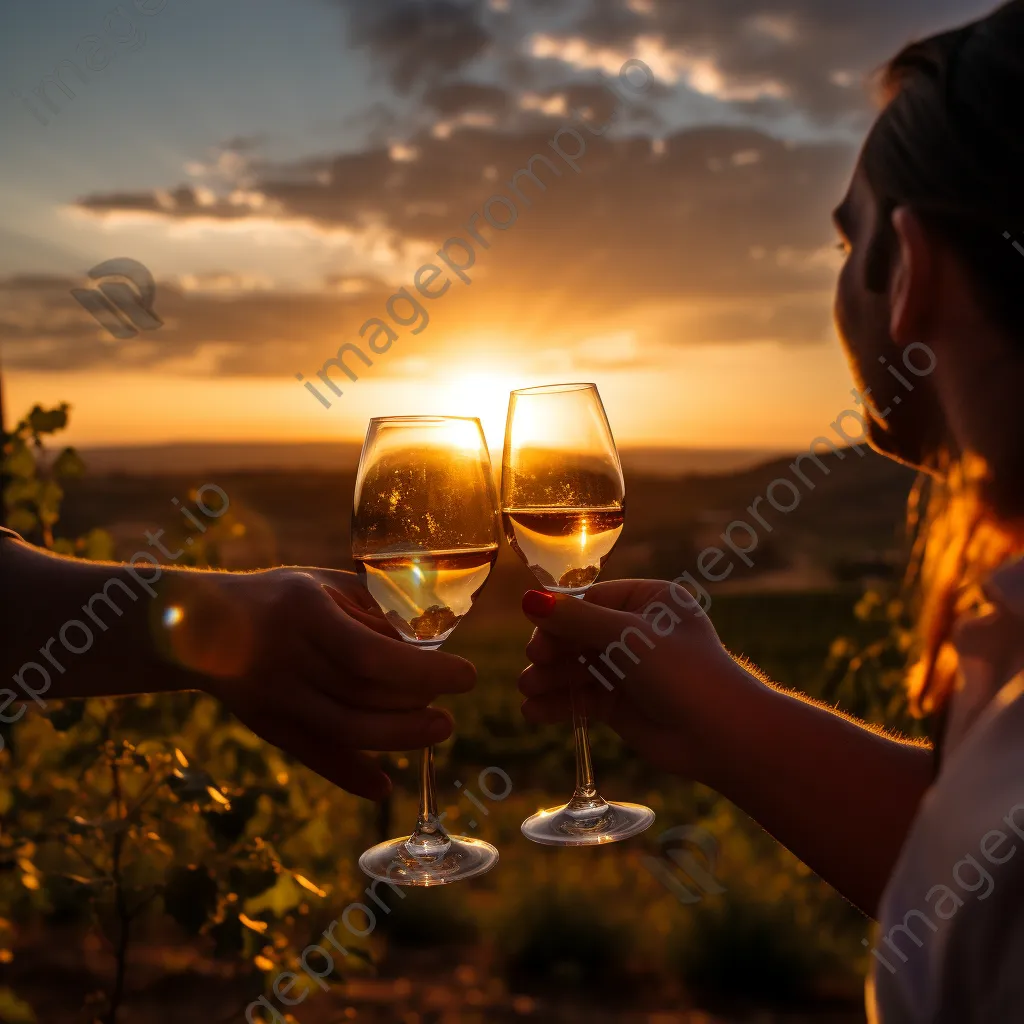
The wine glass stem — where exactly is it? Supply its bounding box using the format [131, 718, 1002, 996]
[406, 745, 450, 860]
[569, 679, 607, 814]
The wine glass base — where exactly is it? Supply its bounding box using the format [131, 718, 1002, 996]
[521, 801, 655, 847]
[358, 834, 499, 886]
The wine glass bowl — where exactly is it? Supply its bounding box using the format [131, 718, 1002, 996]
[502, 384, 655, 846]
[352, 416, 501, 885]
[501, 383, 626, 597]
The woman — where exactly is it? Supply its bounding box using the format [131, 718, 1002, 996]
[519, 3, 1024, 1020]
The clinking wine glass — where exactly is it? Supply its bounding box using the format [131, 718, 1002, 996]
[501, 383, 655, 846]
[353, 416, 501, 885]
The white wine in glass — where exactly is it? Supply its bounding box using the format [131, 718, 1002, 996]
[353, 416, 500, 885]
[502, 383, 655, 846]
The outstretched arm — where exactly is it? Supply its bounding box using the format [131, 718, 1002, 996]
[0, 536, 475, 798]
[518, 579, 933, 917]
[705, 668, 932, 916]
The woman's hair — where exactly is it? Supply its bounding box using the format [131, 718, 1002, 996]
[859, 1, 1024, 717]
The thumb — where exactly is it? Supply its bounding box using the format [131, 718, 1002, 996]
[521, 589, 652, 653]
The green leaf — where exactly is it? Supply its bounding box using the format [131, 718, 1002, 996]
[51, 447, 85, 479]
[4, 508, 37, 535]
[36, 480, 64, 527]
[243, 872, 303, 919]
[3, 479, 40, 507]
[2, 446, 36, 480]
[0, 988, 36, 1023]
[27, 404, 69, 436]
[80, 528, 115, 561]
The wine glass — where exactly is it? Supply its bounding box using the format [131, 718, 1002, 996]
[353, 416, 501, 885]
[502, 383, 655, 846]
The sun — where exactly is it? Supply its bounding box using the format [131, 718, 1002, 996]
[439, 367, 516, 451]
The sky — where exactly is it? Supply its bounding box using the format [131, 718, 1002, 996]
[0, 0, 996, 451]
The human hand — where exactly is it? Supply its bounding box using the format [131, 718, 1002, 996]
[159, 566, 474, 799]
[518, 580, 755, 780]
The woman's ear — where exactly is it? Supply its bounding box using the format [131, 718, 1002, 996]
[889, 206, 934, 346]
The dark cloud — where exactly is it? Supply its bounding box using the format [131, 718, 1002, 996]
[5, 0, 997, 391]
[424, 80, 509, 116]
[340, 0, 492, 93]
[559, 0, 998, 119]
[53, 116, 853, 378]
[332, 0, 996, 124]
[0, 272, 406, 376]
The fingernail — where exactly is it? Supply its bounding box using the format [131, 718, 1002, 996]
[522, 590, 556, 618]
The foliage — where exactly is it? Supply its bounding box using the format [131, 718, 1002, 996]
[0, 404, 922, 1021]
[2, 403, 104, 555]
[822, 586, 922, 736]
[1, 406, 371, 1023]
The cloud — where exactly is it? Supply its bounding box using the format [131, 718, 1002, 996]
[339, 0, 493, 93]
[424, 80, 509, 116]
[17, 114, 854, 380]
[529, 33, 789, 102]
[331, 0, 996, 124]
[565, 0, 998, 120]
[19, 2, 995, 384]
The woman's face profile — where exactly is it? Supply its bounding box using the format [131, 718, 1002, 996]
[832, 162, 941, 470]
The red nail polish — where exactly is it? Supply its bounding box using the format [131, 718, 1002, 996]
[523, 590, 556, 617]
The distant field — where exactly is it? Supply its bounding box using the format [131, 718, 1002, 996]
[73, 442, 785, 478]
[60, 446, 916, 594]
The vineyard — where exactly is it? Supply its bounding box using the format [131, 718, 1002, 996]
[1, 407, 922, 1023]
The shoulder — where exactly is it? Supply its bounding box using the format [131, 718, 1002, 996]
[873, 678, 1024, 1022]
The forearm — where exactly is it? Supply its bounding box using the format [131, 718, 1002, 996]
[702, 662, 934, 917]
[0, 539, 206, 705]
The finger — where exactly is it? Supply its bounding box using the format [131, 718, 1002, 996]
[243, 707, 392, 800]
[572, 579, 682, 613]
[519, 660, 591, 697]
[525, 628, 561, 666]
[289, 568, 398, 636]
[268, 675, 452, 749]
[286, 667, 455, 748]
[288, 577, 476, 696]
[293, 567, 371, 609]
[322, 584, 397, 639]
[521, 588, 656, 653]
[306, 595, 477, 698]
[299, 638, 432, 712]
[331, 750, 394, 801]
[337, 705, 454, 749]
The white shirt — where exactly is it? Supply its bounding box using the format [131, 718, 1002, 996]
[870, 558, 1024, 1023]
